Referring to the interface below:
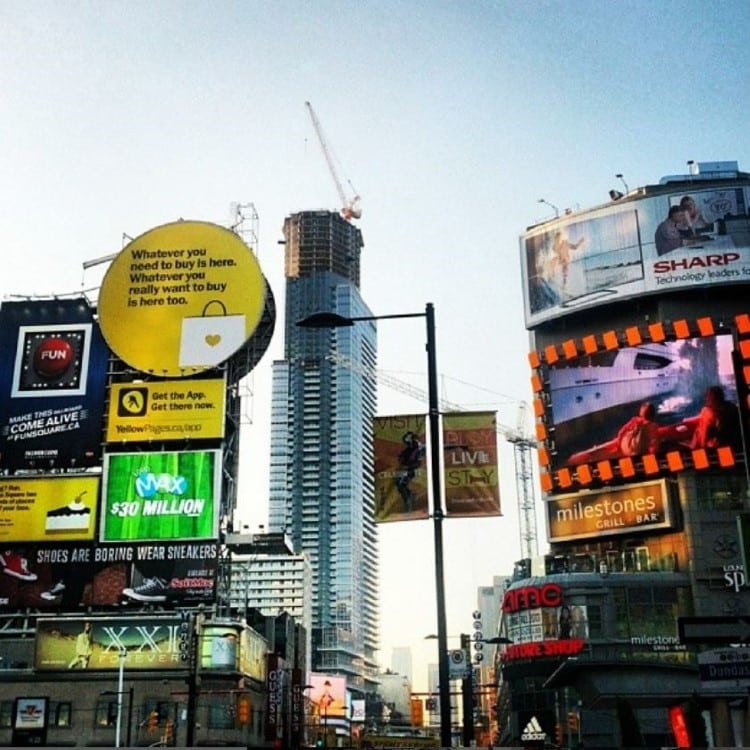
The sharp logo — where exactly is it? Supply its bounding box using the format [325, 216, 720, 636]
[521, 715, 546, 742]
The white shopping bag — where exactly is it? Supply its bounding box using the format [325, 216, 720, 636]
[179, 300, 247, 368]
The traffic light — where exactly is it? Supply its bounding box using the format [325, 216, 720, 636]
[410, 697, 424, 727]
[669, 698, 708, 749]
[236, 694, 251, 725]
[315, 735, 325, 748]
[554, 722, 563, 746]
[567, 710, 579, 731]
[668, 705, 690, 748]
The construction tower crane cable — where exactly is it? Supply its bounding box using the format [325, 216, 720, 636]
[326, 353, 539, 559]
[305, 100, 362, 221]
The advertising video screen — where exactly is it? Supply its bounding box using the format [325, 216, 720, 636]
[525, 208, 644, 321]
[0, 541, 217, 611]
[0, 299, 109, 470]
[522, 186, 750, 327]
[547, 333, 742, 470]
[101, 450, 221, 542]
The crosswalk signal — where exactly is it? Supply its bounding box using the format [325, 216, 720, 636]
[568, 710, 579, 731]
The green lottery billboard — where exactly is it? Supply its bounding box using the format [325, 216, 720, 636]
[101, 450, 220, 542]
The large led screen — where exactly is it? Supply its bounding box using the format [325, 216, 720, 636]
[0, 299, 109, 469]
[522, 186, 750, 327]
[101, 450, 220, 542]
[0, 541, 217, 610]
[547, 333, 742, 469]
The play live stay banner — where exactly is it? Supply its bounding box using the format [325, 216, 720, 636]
[443, 411, 501, 518]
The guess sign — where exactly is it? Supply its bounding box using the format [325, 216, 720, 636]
[502, 583, 562, 613]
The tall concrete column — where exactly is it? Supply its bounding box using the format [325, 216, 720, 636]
[711, 697, 733, 747]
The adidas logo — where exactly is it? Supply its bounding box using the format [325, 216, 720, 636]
[521, 715, 546, 742]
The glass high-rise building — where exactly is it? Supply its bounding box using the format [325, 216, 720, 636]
[268, 210, 379, 694]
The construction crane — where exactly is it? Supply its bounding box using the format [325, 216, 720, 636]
[305, 101, 361, 221]
[327, 353, 539, 559]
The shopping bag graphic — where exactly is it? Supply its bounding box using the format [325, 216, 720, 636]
[179, 300, 247, 367]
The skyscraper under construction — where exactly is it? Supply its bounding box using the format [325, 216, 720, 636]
[268, 210, 379, 695]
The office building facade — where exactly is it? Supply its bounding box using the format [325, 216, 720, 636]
[493, 161, 750, 748]
[268, 211, 380, 695]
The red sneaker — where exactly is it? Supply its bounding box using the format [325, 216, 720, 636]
[0, 552, 37, 581]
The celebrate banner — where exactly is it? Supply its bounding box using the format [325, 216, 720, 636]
[373, 414, 428, 522]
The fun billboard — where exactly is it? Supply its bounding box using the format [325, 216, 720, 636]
[0, 298, 109, 470]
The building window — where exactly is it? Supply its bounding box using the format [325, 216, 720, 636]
[613, 585, 691, 641]
[585, 604, 602, 637]
[0, 701, 12, 728]
[207, 698, 235, 729]
[49, 701, 72, 728]
[95, 700, 118, 727]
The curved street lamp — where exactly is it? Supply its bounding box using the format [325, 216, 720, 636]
[298, 303, 451, 749]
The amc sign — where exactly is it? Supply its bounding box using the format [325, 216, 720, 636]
[502, 583, 562, 614]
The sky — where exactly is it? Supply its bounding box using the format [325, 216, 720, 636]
[2, 0, 749, 691]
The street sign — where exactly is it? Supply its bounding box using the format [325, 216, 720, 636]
[698, 647, 750, 688]
[678, 616, 750, 644]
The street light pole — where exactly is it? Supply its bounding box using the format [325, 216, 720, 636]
[424, 304, 452, 750]
[297, 302, 452, 748]
[115, 647, 126, 749]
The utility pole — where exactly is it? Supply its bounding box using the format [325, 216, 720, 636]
[460, 634, 474, 747]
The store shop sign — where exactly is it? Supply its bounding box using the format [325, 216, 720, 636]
[502, 638, 584, 662]
[723, 564, 747, 592]
[630, 634, 687, 652]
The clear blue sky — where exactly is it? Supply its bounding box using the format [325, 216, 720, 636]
[2, 0, 749, 688]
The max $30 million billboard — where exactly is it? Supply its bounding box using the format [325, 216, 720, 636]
[101, 450, 220, 542]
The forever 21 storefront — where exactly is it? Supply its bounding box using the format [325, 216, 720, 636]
[496, 161, 750, 748]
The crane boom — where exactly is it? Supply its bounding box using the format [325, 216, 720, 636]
[305, 101, 361, 221]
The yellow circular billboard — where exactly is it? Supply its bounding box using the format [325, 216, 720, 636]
[98, 220, 267, 376]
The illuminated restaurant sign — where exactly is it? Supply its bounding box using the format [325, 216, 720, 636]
[547, 480, 672, 542]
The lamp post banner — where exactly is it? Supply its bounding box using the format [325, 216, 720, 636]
[373, 414, 428, 522]
[442, 411, 501, 517]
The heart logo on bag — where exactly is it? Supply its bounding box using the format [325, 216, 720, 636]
[205, 334, 222, 347]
